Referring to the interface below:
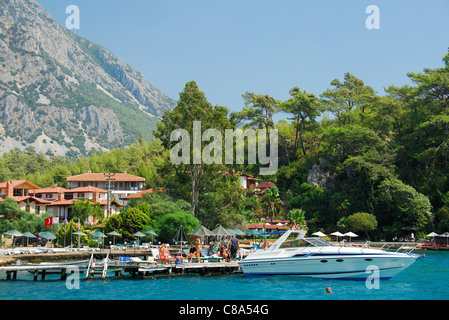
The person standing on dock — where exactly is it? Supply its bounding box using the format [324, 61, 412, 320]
[229, 235, 239, 261]
[194, 235, 201, 263]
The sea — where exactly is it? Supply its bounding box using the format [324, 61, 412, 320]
[0, 251, 448, 317]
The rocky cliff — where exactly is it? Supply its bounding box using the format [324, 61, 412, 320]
[0, 0, 176, 157]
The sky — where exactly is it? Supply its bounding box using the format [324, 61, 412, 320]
[36, 0, 449, 115]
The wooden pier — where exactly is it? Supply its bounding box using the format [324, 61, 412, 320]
[0, 253, 242, 281]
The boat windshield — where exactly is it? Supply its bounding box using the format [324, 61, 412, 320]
[278, 236, 334, 249]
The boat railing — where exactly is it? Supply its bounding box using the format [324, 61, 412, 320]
[372, 240, 423, 253]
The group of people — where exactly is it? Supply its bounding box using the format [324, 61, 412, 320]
[186, 235, 240, 263]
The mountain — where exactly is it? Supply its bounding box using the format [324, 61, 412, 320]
[0, 0, 176, 157]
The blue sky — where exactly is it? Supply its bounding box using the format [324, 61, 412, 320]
[36, 0, 449, 115]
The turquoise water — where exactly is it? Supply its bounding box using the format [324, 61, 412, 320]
[0, 251, 448, 300]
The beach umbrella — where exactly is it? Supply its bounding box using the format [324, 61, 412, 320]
[4, 229, 22, 236]
[343, 232, 358, 242]
[22, 232, 36, 252]
[39, 231, 56, 248]
[312, 231, 327, 237]
[427, 232, 439, 237]
[228, 228, 246, 236]
[91, 231, 107, 248]
[174, 225, 187, 253]
[330, 231, 344, 241]
[189, 225, 214, 236]
[245, 229, 264, 246]
[4, 230, 23, 249]
[145, 230, 158, 245]
[212, 225, 233, 236]
[107, 231, 121, 245]
[73, 231, 87, 248]
[174, 225, 187, 243]
[39, 231, 56, 240]
[133, 231, 145, 245]
[189, 225, 214, 245]
[440, 232, 449, 246]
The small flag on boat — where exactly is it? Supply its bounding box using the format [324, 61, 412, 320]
[45, 216, 53, 226]
[291, 221, 298, 230]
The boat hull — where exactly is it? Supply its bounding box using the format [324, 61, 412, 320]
[239, 252, 419, 280]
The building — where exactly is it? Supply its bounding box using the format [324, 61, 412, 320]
[0, 178, 127, 223]
[239, 174, 259, 190]
[66, 171, 145, 203]
[0, 180, 50, 214]
[46, 186, 123, 223]
[31, 186, 123, 222]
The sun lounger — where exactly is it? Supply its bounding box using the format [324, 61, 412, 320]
[0, 249, 11, 255]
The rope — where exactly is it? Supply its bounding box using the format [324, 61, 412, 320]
[422, 256, 449, 267]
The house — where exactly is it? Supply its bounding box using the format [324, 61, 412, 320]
[238, 174, 259, 190]
[67, 171, 145, 203]
[1, 180, 125, 223]
[32, 186, 123, 222]
[0, 180, 50, 214]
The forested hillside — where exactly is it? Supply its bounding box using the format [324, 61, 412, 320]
[2, 48, 449, 240]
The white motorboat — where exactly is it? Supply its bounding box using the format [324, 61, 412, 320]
[238, 229, 420, 280]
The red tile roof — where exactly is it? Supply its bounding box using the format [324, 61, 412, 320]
[247, 224, 289, 230]
[6, 196, 52, 204]
[0, 180, 41, 189]
[120, 188, 166, 200]
[66, 186, 107, 193]
[30, 187, 69, 194]
[67, 172, 145, 182]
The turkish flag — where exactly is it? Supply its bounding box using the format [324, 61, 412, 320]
[45, 217, 53, 227]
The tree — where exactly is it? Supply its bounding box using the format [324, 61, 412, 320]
[70, 198, 103, 224]
[289, 183, 330, 229]
[320, 73, 375, 125]
[280, 87, 322, 155]
[407, 49, 449, 110]
[120, 207, 151, 239]
[342, 212, 377, 240]
[375, 178, 432, 230]
[261, 187, 284, 223]
[154, 210, 200, 243]
[235, 92, 290, 163]
[155, 81, 233, 215]
[236, 92, 278, 134]
[286, 208, 308, 230]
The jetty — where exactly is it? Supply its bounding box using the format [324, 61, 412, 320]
[0, 252, 242, 281]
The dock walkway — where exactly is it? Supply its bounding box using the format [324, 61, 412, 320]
[0, 253, 241, 281]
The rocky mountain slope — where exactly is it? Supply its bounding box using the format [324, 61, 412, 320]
[0, 0, 176, 157]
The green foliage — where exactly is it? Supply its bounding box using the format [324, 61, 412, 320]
[286, 208, 308, 230]
[3, 48, 449, 240]
[375, 178, 432, 230]
[54, 221, 89, 247]
[70, 198, 104, 223]
[338, 212, 377, 240]
[154, 211, 200, 243]
[0, 198, 46, 234]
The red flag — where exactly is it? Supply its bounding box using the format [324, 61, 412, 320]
[45, 217, 53, 227]
[291, 221, 298, 230]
